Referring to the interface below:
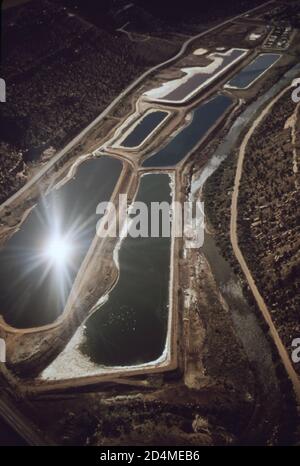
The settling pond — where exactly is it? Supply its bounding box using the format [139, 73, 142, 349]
[81, 173, 172, 366]
[225, 53, 281, 89]
[0, 156, 122, 329]
[119, 110, 169, 148]
[142, 94, 233, 168]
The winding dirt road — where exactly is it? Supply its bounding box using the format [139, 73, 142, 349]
[230, 84, 300, 403]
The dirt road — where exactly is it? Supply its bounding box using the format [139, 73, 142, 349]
[230, 84, 300, 403]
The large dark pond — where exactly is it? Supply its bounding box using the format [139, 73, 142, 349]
[0, 156, 122, 329]
[142, 94, 233, 168]
[80, 173, 172, 367]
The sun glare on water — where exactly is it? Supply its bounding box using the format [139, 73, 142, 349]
[44, 235, 72, 267]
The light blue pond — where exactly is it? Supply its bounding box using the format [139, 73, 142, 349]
[226, 53, 281, 89]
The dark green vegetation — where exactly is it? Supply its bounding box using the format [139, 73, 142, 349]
[238, 92, 300, 374]
[52, 0, 268, 34]
[0, 0, 178, 202]
[262, 1, 300, 28]
[203, 90, 300, 375]
[0, 143, 24, 203]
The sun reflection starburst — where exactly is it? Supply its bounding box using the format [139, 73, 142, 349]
[44, 234, 72, 267]
[0, 186, 99, 324]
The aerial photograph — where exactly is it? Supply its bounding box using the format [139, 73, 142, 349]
[0, 0, 299, 451]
